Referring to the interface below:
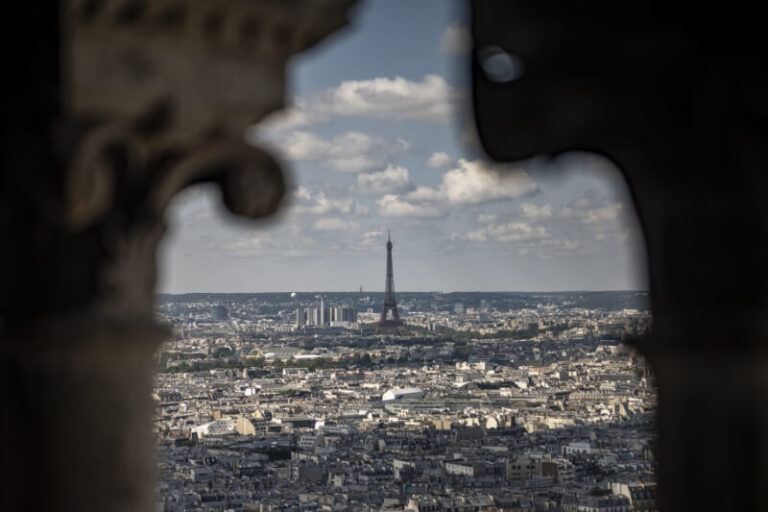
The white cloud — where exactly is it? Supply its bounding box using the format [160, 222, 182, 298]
[426, 151, 453, 169]
[320, 74, 458, 123]
[560, 197, 625, 226]
[407, 186, 444, 202]
[477, 213, 497, 224]
[360, 230, 386, 247]
[519, 202, 553, 221]
[291, 187, 368, 216]
[460, 230, 488, 242]
[407, 159, 538, 205]
[454, 221, 550, 244]
[222, 233, 273, 256]
[270, 131, 409, 173]
[582, 203, 624, 225]
[279, 131, 329, 160]
[353, 165, 415, 195]
[255, 75, 461, 130]
[377, 194, 444, 218]
[487, 222, 550, 243]
[294, 186, 312, 201]
[559, 195, 637, 245]
[312, 218, 359, 231]
[440, 21, 472, 55]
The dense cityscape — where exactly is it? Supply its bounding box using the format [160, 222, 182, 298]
[153, 286, 654, 511]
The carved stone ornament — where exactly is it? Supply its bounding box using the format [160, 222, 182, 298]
[53, 0, 355, 320]
[0, 2, 356, 510]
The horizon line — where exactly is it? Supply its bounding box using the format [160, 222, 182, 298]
[156, 289, 650, 295]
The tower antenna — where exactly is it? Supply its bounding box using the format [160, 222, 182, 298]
[376, 231, 403, 334]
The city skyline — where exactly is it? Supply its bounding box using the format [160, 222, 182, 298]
[157, 0, 647, 294]
[154, 289, 655, 510]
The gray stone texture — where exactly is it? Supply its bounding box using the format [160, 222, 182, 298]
[0, 1, 356, 510]
[472, 2, 768, 510]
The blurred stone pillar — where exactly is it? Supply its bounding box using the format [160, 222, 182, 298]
[471, 2, 768, 510]
[0, 1, 356, 510]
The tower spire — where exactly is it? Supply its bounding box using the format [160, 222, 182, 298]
[377, 232, 403, 334]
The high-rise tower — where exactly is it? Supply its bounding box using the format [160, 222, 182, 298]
[377, 232, 403, 333]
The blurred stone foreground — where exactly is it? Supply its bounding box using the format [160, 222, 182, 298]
[3, 1, 768, 511]
[0, 1, 356, 510]
[472, 2, 768, 511]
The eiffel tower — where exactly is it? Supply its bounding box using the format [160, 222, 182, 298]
[376, 232, 404, 334]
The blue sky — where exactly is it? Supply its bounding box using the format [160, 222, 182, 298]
[157, 0, 647, 293]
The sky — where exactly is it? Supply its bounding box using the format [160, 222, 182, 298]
[157, 0, 648, 293]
